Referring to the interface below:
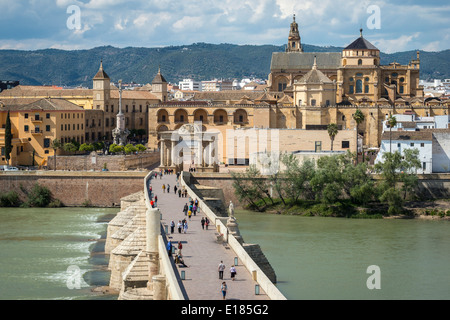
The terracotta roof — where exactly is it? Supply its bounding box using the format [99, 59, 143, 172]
[381, 131, 433, 141]
[192, 90, 262, 102]
[109, 89, 159, 101]
[296, 60, 333, 84]
[0, 98, 84, 112]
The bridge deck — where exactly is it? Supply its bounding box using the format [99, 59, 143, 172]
[149, 173, 269, 300]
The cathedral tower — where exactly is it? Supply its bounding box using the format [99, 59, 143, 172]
[286, 14, 303, 52]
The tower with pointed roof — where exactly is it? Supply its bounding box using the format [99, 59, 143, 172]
[152, 67, 168, 102]
[286, 14, 303, 53]
[93, 60, 111, 110]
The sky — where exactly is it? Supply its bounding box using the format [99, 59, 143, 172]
[0, 0, 449, 53]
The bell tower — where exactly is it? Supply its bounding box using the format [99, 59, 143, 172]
[286, 14, 303, 53]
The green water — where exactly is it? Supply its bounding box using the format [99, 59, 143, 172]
[235, 210, 450, 300]
[0, 207, 118, 300]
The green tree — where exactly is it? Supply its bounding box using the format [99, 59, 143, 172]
[352, 109, 365, 164]
[386, 116, 397, 153]
[124, 144, 137, 154]
[231, 166, 267, 211]
[5, 111, 12, 166]
[79, 143, 94, 153]
[109, 144, 124, 154]
[136, 144, 147, 152]
[327, 123, 339, 151]
[25, 183, 52, 208]
[63, 142, 78, 153]
[50, 139, 62, 171]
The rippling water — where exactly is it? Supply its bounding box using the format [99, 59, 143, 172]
[235, 210, 450, 300]
[0, 207, 118, 300]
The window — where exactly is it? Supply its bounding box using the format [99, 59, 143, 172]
[44, 139, 50, 148]
[24, 125, 29, 132]
[421, 143, 425, 147]
[364, 85, 369, 93]
[61, 124, 64, 131]
[311, 99, 316, 106]
[25, 113, 29, 119]
[35, 113, 40, 121]
[356, 80, 363, 93]
[349, 85, 354, 94]
[342, 141, 350, 148]
[315, 141, 322, 153]
[400, 86, 404, 94]
[349, 77, 354, 82]
[410, 143, 415, 147]
[358, 59, 362, 65]
[46, 125, 51, 132]
[46, 113, 50, 119]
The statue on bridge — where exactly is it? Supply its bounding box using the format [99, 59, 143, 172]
[228, 201, 234, 218]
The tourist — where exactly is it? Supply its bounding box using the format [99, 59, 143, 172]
[167, 184, 170, 193]
[184, 189, 188, 198]
[205, 217, 209, 230]
[201, 217, 205, 230]
[183, 203, 188, 216]
[178, 189, 182, 198]
[167, 240, 172, 256]
[162, 184, 166, 193]
[188, 210, 192, 220]
[178, 241, 182, 254]
[230, 265, 237, 281]
[192, 204, 197, 216]
[220, 282, 227, 300]
[183, 221, 188, 234]
[218, 261, 225, 279]
[154, 195, 158, 207]
[170, 220, 175, 234]
[177, 220, 182, 233]
[149, 185, 152, 194]
[174, 185, 178, 194]
[176, 253, 188, 268]
[150, 200, 154, 208]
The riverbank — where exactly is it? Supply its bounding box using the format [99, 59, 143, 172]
[244, 198, 450, 220]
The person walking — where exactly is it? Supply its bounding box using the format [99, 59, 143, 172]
[174, 185, 178, 194]
[154, 195, 158, 207]
[230, 265, 237, 281]
[201, 217, 205, 230]
[177, 220, 182, 234]
[183, 221, 188, 234]
[178, 241, 183, 255]
[193, 204, 197, 216]
[167, 184, 170, 193]
[178, 189, 182, 198]
[183, 203, 188, 216]
[167, 240, 172, 257]
[170, 220, 175, 234]
[162, 184, 166, 193]
[188, 210, 192, 220]
[150, 200, 154, 208]
[205, 217, 209, 230]
[218, 261, 225, 280]
[220, 282, 227, 300]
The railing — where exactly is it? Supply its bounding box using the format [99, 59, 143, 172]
[179, 171, 287, 300]
[143, 171, 186, 300]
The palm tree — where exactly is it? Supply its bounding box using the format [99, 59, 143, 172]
[50, 139, 61, 171]
[387, 115, 397, 153]
[352, 109, 365, 164]
[327, 123, 339, 151]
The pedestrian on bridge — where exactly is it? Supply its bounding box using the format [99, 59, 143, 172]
[218, 261, 225, 280]
[162, 184, 166, 193]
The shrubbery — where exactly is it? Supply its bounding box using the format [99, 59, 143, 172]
[0, 183, 63, 208]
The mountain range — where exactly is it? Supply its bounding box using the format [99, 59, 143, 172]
[0, 43, 448, 88]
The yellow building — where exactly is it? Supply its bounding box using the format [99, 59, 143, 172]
[0, 98, 85, 167]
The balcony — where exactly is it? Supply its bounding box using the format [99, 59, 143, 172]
[31, 130, 42, 135]
[31, 117, 43, 123]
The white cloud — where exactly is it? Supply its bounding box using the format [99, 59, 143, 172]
[372, 33, 421, 53]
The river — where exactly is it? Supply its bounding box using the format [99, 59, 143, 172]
[235, 210, 450, 300]
[0, 207, 118, 300]
[1, 207, 448, 300]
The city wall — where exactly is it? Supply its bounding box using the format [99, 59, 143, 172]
[47, 151, 160, 171]
[0, 171, 147, 207]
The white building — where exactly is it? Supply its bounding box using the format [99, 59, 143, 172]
[179, 79, 201, 92]
[375, 130, 450, 173]
[201, 79, 234, 92]
[382, 114, 450, 132]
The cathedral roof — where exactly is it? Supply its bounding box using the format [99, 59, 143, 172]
[296, 57, 334, 84]
[344, 30, 379, 50]
[271, 52, 341, 70]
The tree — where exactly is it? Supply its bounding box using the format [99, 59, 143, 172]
[387, 116, 397, 153]
[50, 139, 61, 171]
[136, 144, 147, 152]
[4, 111, 12, 166]
[63, 142, 78, 153]
[124, 144, 137, 154]
[327, 123, 339, 151]
[79, 143, 94, 153]
[231, 166, 268, 211]
[352, 109, 365, 164]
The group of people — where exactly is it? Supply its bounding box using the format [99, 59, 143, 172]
[166, 240, 188, 268]
[218, 260, 238, 300]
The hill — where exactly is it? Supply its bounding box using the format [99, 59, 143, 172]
[0, 43, 448, 87]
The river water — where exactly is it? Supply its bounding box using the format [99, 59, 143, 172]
[1, 207, 448, 300]
[0, 207, 118, 300]
[235, 210, 450, 300]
